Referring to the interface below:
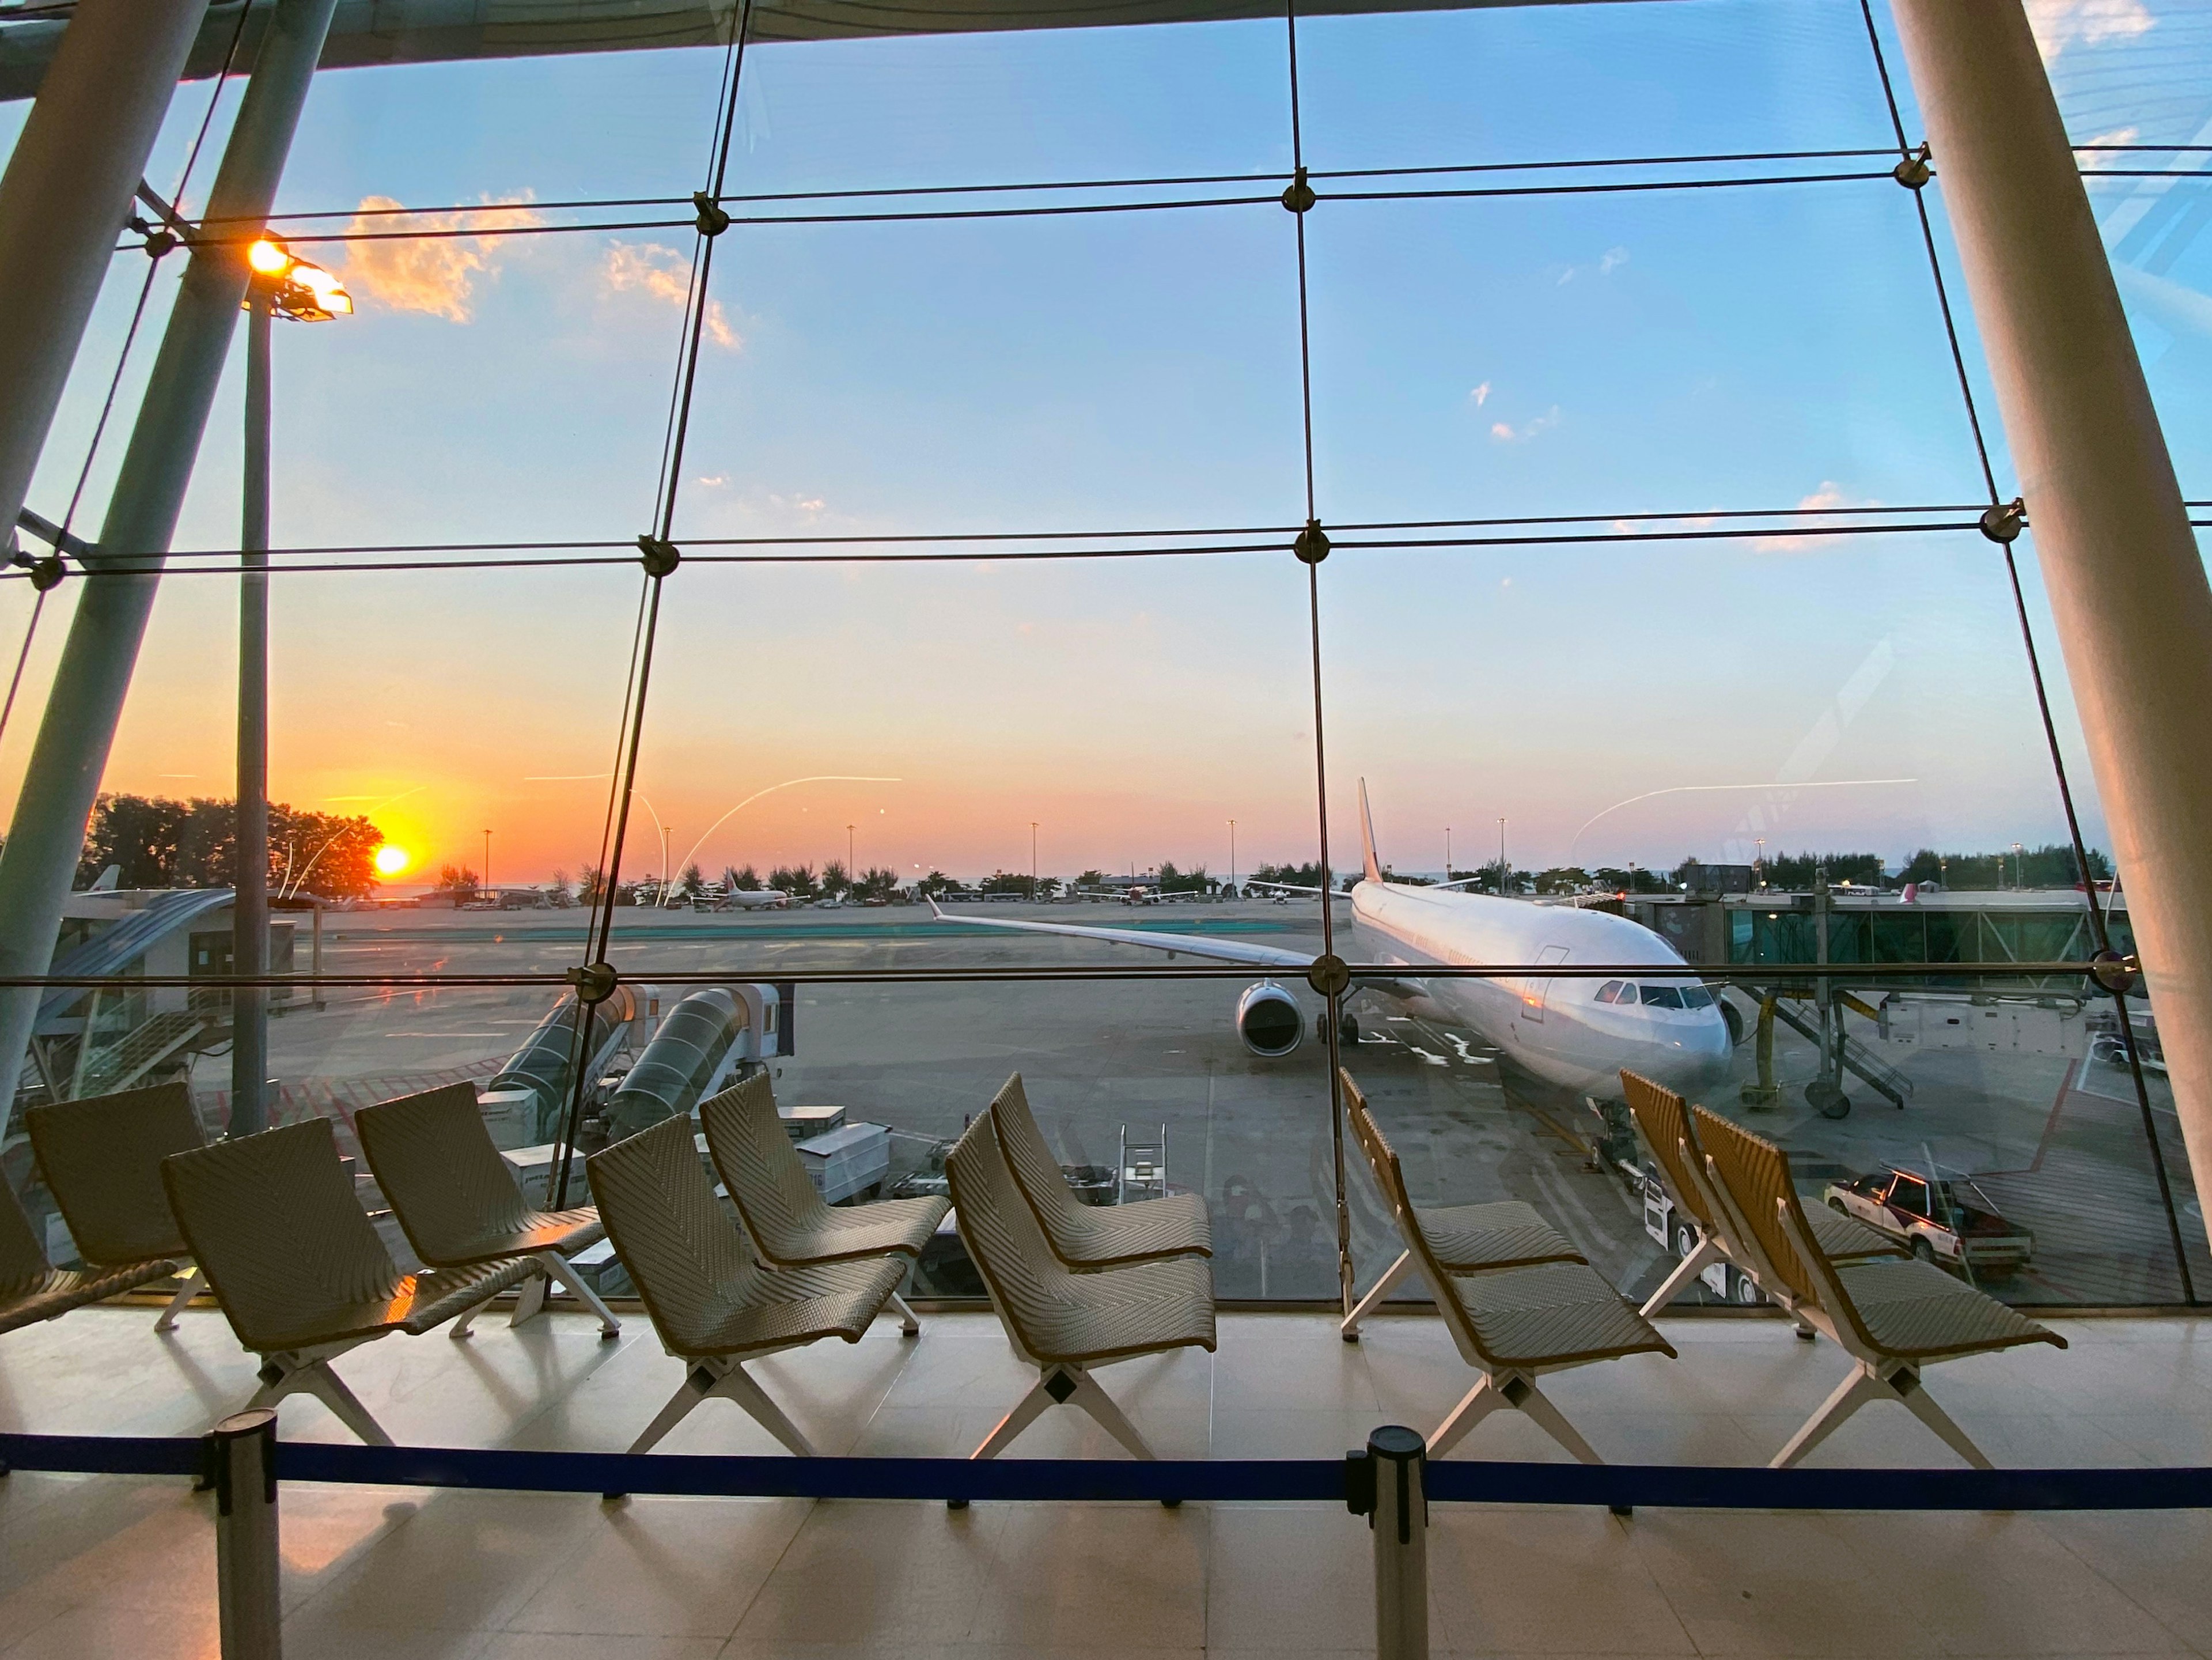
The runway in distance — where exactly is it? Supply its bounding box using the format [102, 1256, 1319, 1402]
[931, 782, 1732, 1101]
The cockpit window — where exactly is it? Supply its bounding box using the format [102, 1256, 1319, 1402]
[1594, 980, 1628, 1003]
[1680, 986, 1714, 1008]
[1638, 985, 1685, 1009]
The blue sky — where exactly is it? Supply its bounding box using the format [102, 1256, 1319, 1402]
[2, 0, 2208, 887]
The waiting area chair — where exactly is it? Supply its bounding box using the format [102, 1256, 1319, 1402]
[1692, 1104, 2065, 1468]
[990, 1073, 1210, 1269]
[1342, 1069, 1674, 1464]
[162, 1117, 538, 1444]
[944, 1109, 1214, 1488]
[700, 1073, 945, 1333]
[1339, 1076, 1584, 1340]
[1621, 1070, 1902, 1330]
[355, 1083, 620, 1338]
[0, 1174, 176, 1337]
[586, 1114, 909, 1456]
[25, 1082, 210, 1331]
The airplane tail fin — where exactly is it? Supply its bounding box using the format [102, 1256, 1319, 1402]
[1357, 779, 1384, 885]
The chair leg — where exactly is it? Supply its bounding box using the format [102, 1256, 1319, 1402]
[1639, 1236, 1721, 1318]
[1427, 1372, 1509, 1459]
[971, 1372, 1059, 1461]
[1065, 1366, 1156, 1461]
[888, 1290, 922, 1337]
[1342, 1250, 1413, 1340]
[630, 1359, 816, 1458]
[1505, 1374, 1604, 1465]
[1889, 1367, 1994, 1470]
[1771, 1362, 1887, 1469]
[535, 1251, 622, 1338]
[507, 1271, 550, 1328]
[250, 1353, 394, 1447]
[153, 1267, 204, 1333]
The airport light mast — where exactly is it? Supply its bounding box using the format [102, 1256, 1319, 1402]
[234, 235, 350, 1137]
[1228, 820, 1236, 895]
[1029, 822, 1039, 900]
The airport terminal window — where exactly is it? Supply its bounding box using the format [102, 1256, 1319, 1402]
[0, 0, 2206, 1314]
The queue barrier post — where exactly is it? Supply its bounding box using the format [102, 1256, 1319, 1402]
[207, 1409, 282, 1660]
[1349, 1425, 1429, 1660]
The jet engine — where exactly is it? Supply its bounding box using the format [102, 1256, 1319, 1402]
[1236, 980, 1305, 1057]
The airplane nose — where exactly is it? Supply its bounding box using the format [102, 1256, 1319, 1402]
[1655, 1017, 1734, 1093]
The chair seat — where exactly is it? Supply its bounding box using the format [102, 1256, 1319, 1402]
[678, 1253, 911, 1359]
[1018, 1250, 1218, 1366]
[415, 1208, 605, 1269]
[1449, 1260, 1677, 1370]
[755, 1194, 950, 1266]
[0, 1258, 178, 1337]
[1422, 1200, 1583, 1272]
[1831, 1257, 2065, 1361]
[252, 1257, 540, 1350]
[1039, 1190, 1211, 1269]
[1810, 1204, 1908, 1261]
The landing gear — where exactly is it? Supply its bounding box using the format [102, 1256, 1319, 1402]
[1339, 1011, 1360, 1048]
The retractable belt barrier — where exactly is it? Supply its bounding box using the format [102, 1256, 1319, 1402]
[11, 1423, 2212, 1660]
[5, 1428, 2211, 1511]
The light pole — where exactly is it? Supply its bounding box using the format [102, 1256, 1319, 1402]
[233, 236, 348, 1137]
[1030, 822, 1039, 901]
[660, 824, 672, 905]
[482, 828, 492, 901]
[847, 822, 855, 884]
[1755, 836, 1766, 890]
[1497, 818, 1508, 895]
[1228, 819, 1236, 897]
[2013, 842, 2025, 891]
[1445, 826, 1452, 882]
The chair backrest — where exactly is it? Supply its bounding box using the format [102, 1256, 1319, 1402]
[1619, 1071, 1717, 1236]
[26, 1082, 203, 1266]
[699, 1074, 830, 1259]
[944, 1110, 1074, 1362]
[1688, 1106, 1832, 1305]
[987, 1074, 1091, 1247]
[162, 1118, 402, 1353]
[588, 1113, 762, 1358]
[0, 1179, 52, 1299]
[1338, 1069, 1496, 1370]
[355, 1084, 531, 1263]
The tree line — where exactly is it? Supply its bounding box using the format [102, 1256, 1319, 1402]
[71, 792, 385, 899]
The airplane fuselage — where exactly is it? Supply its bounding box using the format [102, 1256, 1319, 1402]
[1348, 879, 1732, 1100]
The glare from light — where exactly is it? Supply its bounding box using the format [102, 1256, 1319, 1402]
[294, 261, 353, 316]
[248, 237, 293, 275]
[373, 844, 411, 876]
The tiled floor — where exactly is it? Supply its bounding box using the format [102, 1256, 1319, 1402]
[0, 1305, 2208, 1657]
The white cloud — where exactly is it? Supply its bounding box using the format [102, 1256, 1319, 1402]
[336, 194, 541, 322]
[1488, 407, 1561, 443]
[1470, 381, 1492, 406]
[603, 242, 739, 349]
[2026, 0, 2154, 62]
[1756, 482, 1882, 551]
[696, 474, 729, 487]
[2078, 124, 2141, 167]
[1599, 246, 1629, 274]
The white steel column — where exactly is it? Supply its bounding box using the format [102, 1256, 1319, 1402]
[0, 0, 209, 546]
[0, 0, 340, 1116]
[1889, 0, 2212, 1249]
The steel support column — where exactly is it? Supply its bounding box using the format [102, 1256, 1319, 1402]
[0, 0, 209, 547]
[233, 294, 273, 1135]
[0, 0, 341, 1116]
[1889, 0, 2212, 1250]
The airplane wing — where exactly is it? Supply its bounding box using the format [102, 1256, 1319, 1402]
[926, 899, 1313, 971]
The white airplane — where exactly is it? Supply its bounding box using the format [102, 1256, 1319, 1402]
[931, 781, 1732, 1101]
[713, 888, 791, 910]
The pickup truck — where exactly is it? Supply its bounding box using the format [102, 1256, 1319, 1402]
[1822, 1167, 2033, 1277]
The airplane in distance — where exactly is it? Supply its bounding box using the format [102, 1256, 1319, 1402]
[932, 781, 1733, 1102]
[708, 886, 791, 911]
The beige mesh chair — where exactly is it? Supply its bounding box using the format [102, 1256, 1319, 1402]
[355, 1083, 620, 1338]
[587, 1114, 908, 1456]
[162, 1117, 537, 1444]
[1692, 1105, 2065, 1469]
[699, 1074, 946, 1334]
[990, 1073, 1209, 1269]
[0, 1174, 176, 1336]
[1343, 1068, 1673, 1464]
[1621, 1071, 1900, 1330]
[25, 1082, 210, 1331]
[1339, 1071, 1585, 1339]
[945, 1111, 1214, 1487]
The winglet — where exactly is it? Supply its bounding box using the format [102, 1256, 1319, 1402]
[1357, 778, 1384, 885]
[926, 894, 947, 920]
